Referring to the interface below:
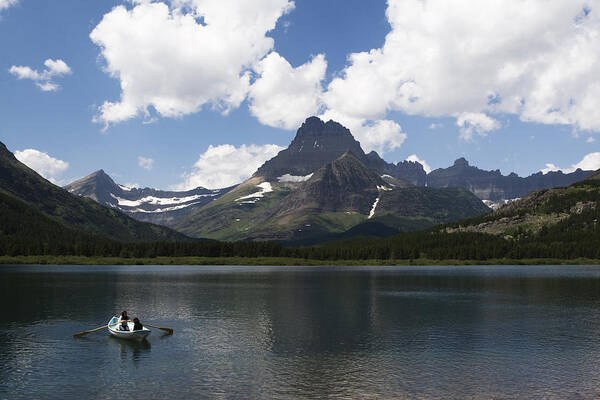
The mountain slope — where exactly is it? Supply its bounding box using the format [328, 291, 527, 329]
[442, 169, 600, 237]
[176, 152, 490, 242]
[0, 142, 186, 242]
[65, 170, 231, 227]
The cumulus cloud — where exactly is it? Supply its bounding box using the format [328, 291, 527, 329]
[405, 154, 432, 174]
[456, 112, 501, 141]
[14, 149, 69, 183]
[90, 0, 294, 127]
[138, 156, 154, 170]
[0, 0, 17, 13]
[9, 59, 71, 91]
[90, 0, 600, 153]
[320, 109, 406, 154]
[322, 0, 600, 136]
[249, 52, 327, 130]
[541, 152, 600, 174]
[176, 143, 284, 189]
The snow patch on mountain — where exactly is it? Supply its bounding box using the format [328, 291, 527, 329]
[128, 202, 207, 213]
[368, 197, 380, 219]
[483, 198, 521, 210]
[110, 193, 217, 207]
[236, 182, 273, 203]
[277, 173, 313, 183]
[377, 185, 392, 191]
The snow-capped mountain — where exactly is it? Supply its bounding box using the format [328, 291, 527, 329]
[64, 170, 232, 227]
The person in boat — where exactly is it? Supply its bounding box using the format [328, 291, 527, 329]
[132, 317, 143, 331]
[119, 310, 130, 331]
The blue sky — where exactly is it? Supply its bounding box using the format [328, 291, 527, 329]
[1, 0, 599, 189]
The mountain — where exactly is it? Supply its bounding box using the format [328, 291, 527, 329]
[253, 117, 588, 203]
[254, 116, 421, 185]
[427, 157, 591, 205]
[65, 170, 232, 227]
[175, 151, 489, 242]
[442, 168, 600, 238]
[254, 117, 368, 180]
[306, 170, 600, 261]
[0, 142, 185, 242]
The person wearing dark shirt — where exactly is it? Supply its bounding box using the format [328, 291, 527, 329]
[132, 317, 143, 331]
[120, 310, 130, 331]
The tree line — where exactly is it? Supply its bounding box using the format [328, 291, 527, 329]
[2, 207, 599, 260]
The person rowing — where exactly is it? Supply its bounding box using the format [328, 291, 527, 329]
[119, 310, 130, 331]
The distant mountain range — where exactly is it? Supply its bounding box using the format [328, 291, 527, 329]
[62, 116, 592, 243]
[0, 141, 186, 247]
[65, 170, 232, 226]
[427, 157, 591, 206]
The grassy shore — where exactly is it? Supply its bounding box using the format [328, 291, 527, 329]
[0, 255, 598, 266]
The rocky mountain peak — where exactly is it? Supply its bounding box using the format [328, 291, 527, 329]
[453, 157, 469, 167]
[255, 116, 367, 179]
[64, 169, 121, 203]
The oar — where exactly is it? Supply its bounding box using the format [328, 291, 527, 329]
[145, 324, 174, 335]
[73, 320, 121, 338]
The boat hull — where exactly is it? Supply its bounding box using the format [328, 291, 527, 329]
[107, 316, 150, 341]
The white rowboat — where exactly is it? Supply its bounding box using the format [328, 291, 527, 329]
[107, 316, 151, 341]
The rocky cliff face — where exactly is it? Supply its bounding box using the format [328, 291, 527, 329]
[254, 116, 423, 185]
[427, 158, 591, 202]
[273, 151, 387, 216]
[255, 117, 369, 180]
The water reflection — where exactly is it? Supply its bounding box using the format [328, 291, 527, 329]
[108, 337, 151, 362]
[1, 265, 600, 399]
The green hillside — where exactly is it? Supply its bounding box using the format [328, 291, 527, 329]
[304, 171, 600, 260]
[0, 142, 186, 242]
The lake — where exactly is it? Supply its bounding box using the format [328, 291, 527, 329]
[1, 265, 600, 399]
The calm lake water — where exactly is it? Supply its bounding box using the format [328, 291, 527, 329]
[2, 265, 600, 399]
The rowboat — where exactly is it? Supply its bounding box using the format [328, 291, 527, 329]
[107, 316, 151, 341]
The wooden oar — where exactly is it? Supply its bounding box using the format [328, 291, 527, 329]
[73, 320, 121, 338]
[145, 324, 173, 335]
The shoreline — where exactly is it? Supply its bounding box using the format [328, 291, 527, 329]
[0, 255, 598, 266]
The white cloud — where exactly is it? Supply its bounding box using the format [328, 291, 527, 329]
[0, 0, 17, 12]
[9, 59, 71, 91]
[429, 123, 443, 130]
[14, 149, 69, 183]
[587, 137, 596, 143]
[542, 152, 600, 174]
[248, 52, 327, 130]
[138, 156, 154, 170]
[90, 0, 294, 127]
[456, 112, 501, 141]
[176, 143, 284, 189]
[322, 0, 600, 136]
[405, 154, 432, 174]
[320, 109, 406, 155]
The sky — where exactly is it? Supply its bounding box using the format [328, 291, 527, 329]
[1, 0, 600, 189]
